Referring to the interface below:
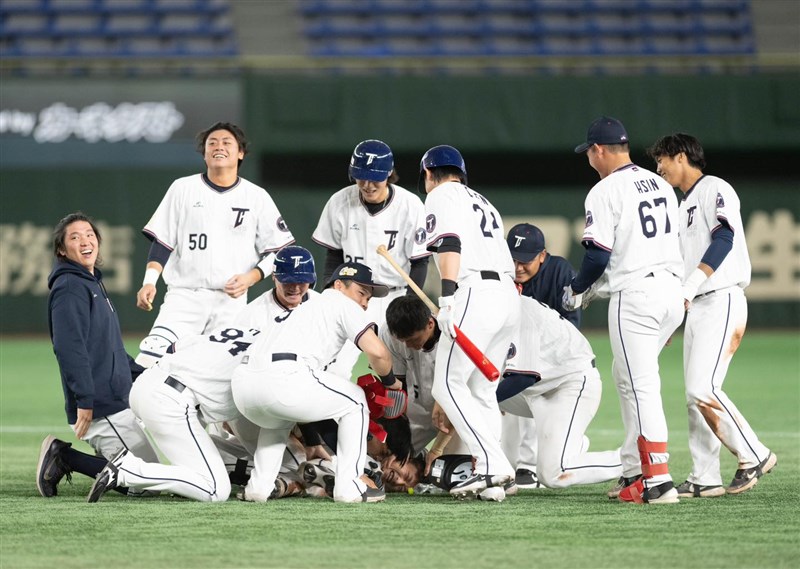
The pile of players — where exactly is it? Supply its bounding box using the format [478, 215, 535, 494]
[37, 118, 776, 506]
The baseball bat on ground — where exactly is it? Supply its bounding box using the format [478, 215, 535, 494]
[376, 245, 500, 381]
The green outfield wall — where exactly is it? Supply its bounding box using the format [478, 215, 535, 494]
[1, 74, 798, 333]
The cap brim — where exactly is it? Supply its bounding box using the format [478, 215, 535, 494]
[368, 283, 390, 298]
[510, 251, 540, 263]
[574, 142, 592, 153]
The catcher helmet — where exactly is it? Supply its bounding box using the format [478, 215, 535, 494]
[349, 139, 394, 182]
[418, 145, 467, 192]
[273, 246, 316, 285]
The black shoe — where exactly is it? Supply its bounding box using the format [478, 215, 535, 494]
[299, 461, 335, 497]
[36, 436, 73, 498]
[514, 468, 542, 489]
[727, 452, 778, 495]
[675, 481, 725, 498]
[87, 448, 126, 503]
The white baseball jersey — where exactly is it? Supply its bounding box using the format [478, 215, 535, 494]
[245, 289, 376, 372]
[424, 181, 514, 281]
[679, 175, 751, 293]
[379, 327, 436, 413]
[582, 164, 684, 295]
[504, 296, 596, 392]
[144, 174, 295, 289]
[312, 184, 430, 288]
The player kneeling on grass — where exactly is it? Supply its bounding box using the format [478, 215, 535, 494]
[499, 296, 623, 489]
[231, 262, 401, 504]
[38, 212, 160, 499]
[86, 246, 317, 503]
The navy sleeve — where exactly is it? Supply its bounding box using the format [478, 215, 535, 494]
[407, 256, 429, 291]
[700, 223, 734, 271]
[497, 372, 540, 402]
[50, 285, 95, 410]
[571, 244, 611, 294]
[146, 240, 171, 266]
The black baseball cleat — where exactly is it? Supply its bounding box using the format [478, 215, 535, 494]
[299, 461, 335, 497]
[675, 481, 726, 498]
[87, 448, 127, 503]
[515, 468, 543, 490]
[36, 435, 73, 498]
[727, 452, 778, 495]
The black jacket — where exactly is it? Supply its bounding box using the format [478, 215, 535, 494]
[519, 254, 581, 328]
[47, 260, 134, 424]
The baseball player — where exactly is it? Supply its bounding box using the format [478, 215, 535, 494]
[135, 122, 295, 367]
[500, 296, 623, 488]
[86, 246, 317, 503]
[565, 117, 684, 504]
[647, 133, 776, 497]
[421, 144, 521, 502]
[231, 262, 399, 504]
[312, 140, 431, 373]
[39, 212, 159, 498]
[503, 223, 580, 489]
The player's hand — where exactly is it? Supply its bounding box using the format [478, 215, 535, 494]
[224, 271, 258, 299]
[431, 402, 451, 434]
[305, 444, 332, 462]
[562, 284, 583, 312]
[424, 447, 442, 476]
[436, 296, 457, 339]
[73, 407, 93, 439]
[136, 284, 157, 311]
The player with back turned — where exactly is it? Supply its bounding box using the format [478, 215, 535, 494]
[564, 117, 684, 504]
[134, 122, 295, 367]
[421, 145, 520, 502]
[647, 133, 776, 497]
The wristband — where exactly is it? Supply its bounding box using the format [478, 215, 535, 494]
[441, 279, 457, 297]
[379, 371, 397, 387]
[142, 268, 160, 287]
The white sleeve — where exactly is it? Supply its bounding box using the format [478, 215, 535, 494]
[407, 197, 432, 260]
[424, 187, 460, 247]
[339, 296, 378, 348]
[581, 186, 614, 252]
[142, 179, 182, 249]
[254, 191, 294, 255]
[312, 194, 344, 250]
[710, 179, 740, 232]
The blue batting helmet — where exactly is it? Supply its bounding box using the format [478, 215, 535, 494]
[418, 145, 467, 192]
[349, 140, 394, 182]
[273, 246, 316, 285]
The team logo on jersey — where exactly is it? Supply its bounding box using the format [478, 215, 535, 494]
[277, 216, 289, 232]
[507, 342, 516, 360]
[585, 210, 594, 228]
[716, 193, 725, 208]
[385, 230, 398, 250]
[339, 266, 358, 277]
[415, 227, 426, 245]
[425, 214, 436, 233]
[687, 205, 697, 227]
[232, 207, 249, 228]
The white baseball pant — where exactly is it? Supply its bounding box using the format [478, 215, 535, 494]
[76, 408, 159, 463]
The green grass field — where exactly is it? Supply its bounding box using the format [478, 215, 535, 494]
[1, 332, 798, 569]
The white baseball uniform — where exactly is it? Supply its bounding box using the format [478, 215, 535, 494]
[112, 287, 308, 502]
[582, 163, 684, 485]
[231, 289, 376, 502]
[679, 175, 770, 485]
[313, 184, 430, 356]
[500, 297, 623, 487]
[141, 173, 294, 353]
[425, 181, 520, 479]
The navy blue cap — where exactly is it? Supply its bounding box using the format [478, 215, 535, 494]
[574, 116, 629, 153]
[507, 223, 545, 263]
[325, 262, 389, 298]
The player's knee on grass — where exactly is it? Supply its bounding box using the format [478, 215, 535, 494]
[536, 462, 570, 489]
[208, 478, 232, 503]
[135, 335, 173, 368]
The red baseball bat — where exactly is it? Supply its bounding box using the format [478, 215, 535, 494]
[376, 245, 500, 381]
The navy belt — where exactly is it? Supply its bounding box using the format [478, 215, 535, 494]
[695, 289, 716, 300]
[591, 358, 596, 368]
[165, 376, 186, 393]
[272, 353, 297, 362]
[480, 271, 500, 281]
[645, 272, 654, 278]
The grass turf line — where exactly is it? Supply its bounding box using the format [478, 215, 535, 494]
[0, 333, 798, 569]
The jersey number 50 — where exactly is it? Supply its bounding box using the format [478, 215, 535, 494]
[638, 198, 671, 238]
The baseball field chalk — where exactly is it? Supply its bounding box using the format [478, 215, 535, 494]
[376, 245, 500, 381]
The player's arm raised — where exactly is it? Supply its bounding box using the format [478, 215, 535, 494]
[356, 329, 403, 390]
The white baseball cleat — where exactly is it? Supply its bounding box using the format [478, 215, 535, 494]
[87, 448, 127, 503]
[477, 486, 506, 502]
[450, 473, 511, 499]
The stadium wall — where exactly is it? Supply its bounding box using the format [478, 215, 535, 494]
[1, 74, 798, 333]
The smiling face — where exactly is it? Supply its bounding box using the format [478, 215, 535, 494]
[381, 455, 421, 493]
[59, 220, 99, 273]
[335, 280, 372, 310]
[356, 178, 390, 204]
[654, 153, 684, 189]
[274, 280, 310, 309]
[513, 252, 546, 284]
[203, 129, 244, 171]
